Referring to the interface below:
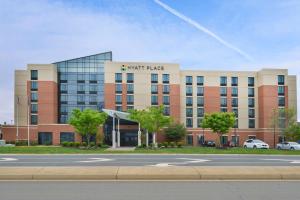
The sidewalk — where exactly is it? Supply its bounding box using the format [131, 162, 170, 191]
[0, 166, 300, 180]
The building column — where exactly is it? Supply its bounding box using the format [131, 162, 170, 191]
[117, 117, 120, 147]
[153, 132, 156, 147]
[138, 123, 141, 146]
[112, 114, 116, 148]
[146, 130, 149, 147]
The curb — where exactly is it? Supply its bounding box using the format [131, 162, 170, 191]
[0, 166, 300, 180]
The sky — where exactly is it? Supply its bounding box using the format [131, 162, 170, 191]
[0, 0, 300, 123]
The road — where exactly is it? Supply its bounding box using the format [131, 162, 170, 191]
[0, 181, 299, 200]
[1, 154, 300, 166]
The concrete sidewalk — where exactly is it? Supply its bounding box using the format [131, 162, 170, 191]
[0, 166, 300, 180]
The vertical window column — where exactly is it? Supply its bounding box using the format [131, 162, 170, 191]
[248, 77, 255, 128]
[185, 76, 193, 128]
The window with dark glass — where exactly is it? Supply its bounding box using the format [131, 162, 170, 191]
[278, 86, 285, 96]
[197, 107, 204, 117]
[127, 106, 134, 111]
[163, 106, 170, 116]
[31, 70, 38, 80]
[220, 76, 227, 86]
[233, 119, 239, 129]
[248, 88, 254, 97]
[186, 108, 193, 117]
[248, 108, 255, 118]
[31, 104, 38, 113]
[127, 95, 134, 105]
[248, 98, 255, 107]
[115, 106, 122, 111]
[30, 115, 38, 125]
[162, 74, 169, 83]
[31, 81, 38, 91]
[220, 108, 227, 112]
[163, 96, 170, 105]
[60, 132, 75, 143]
[197, 87, 204, 96]
[197, 118, 203, 128]
[115, 84, 122, 94]
[186, 118, 193, 128]
[115, 73, 122, 83]
[278, 75, 285, 85]
[186, 86, 193, 96]
[60, 106, 67, 114]
[89, 74, 97, 83]
[220, 87, 227, 96]
[163, 85, 170, 94]
[186, 76, 193, 85]
[151, 85, 158, 94]
[186, 97, 193, 106]
[60, 95, 67, 103]
[31, 92, 38, 102]
[220, 98, 227, 107]
[249, 119, 255, 128]
[89, 85, 97, 94]
[232, 108, 238, 117]
[232, 98, 238, 107]
[151, 74, 158, 83]
[77, 84, 85, 94]
[127, 84, 134, 94]
[278, 97, 285, 106]
[231, 77, 238, 86]
[77, 95, 85, 104]
[115, 95, 122, 104]
[231, 87, 238, 97]
[127, 73, 134, 83]
[197, 76, 204, 85]
[89, 95, 97, 105]
[248, 77, 254, 86]
[197, 97, 204, 106]
[151, 95, 158, 105]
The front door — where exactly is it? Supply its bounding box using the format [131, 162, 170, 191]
[120, 132, 137, 146]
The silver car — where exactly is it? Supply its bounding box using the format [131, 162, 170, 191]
[276, 142, 300, 150]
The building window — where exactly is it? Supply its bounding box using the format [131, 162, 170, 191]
[231, 135, 239, 145]
[186, 97, 193, 106]
[31, 81, 38, 91]
[232, 108, 238, 117]
[220, 87, 227, 96]
[77, 84, 85, 94]
[127, 95, 134, 105]
[162, 74, 169, 83]
[115, 73, 122, 83]
[60, 132, 75, 143]
[278, 86, 285, 96]
[233, 119, 239, 128]
[89, 85, 97, 94]
[232, 98, 238, 107]
[30, 115, 38, 125]
[248, 108, 255, 118]
[197, 107, 204, 117]
[77, 95, 85, 104]
[278, 75, 285, 85]
[115, 95, 122, 104]
[248, 88, 255, 97]
[186, 118, 193, 128]
[127, 105, 134, 111]
[231, 87, 238, 97]
[220, 98, 227, 107]
[186, 108, 193, 117]
[31, 70, 38, 80]
[115, 106, 122, 111]
[127, 84, 134, 94]
[197, 87, 204, 96]
[248, 98, 255, 107]
[127, 73, 134, 83]
[163, 85, 170, 94]
[31, 104, 38, 113]
[186, 76, 193, 85]
[197, 97, 204, 106]
[60, 115, 68, 124]
[220, 108, 227, 112]
[31, 92, 38, 102]
[151, 74, 158, 83]
[151, 85, 158, 94]
[186, 134, 193, 145]
[248, 77, 255, 86]
[151, 95, 158, 105]
[249, 119, 255, 128]
[186, 86, 193, 96]
[231, 77, 238, 86]
[278, 97, 285, 107]
[115, 84, 122, 94]
[197, 76, 204, 86]
[163, 96, 170, 105]
[220, 135, 228, 145]
[163, 106, 170, 116]
[89, 95, 97, 105]
[220, 76, 227, 86]
[197, 118, 203, 128]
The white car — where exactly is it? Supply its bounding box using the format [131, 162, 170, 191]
[276, 142, 300, 150]
[243, 139, 269, 149]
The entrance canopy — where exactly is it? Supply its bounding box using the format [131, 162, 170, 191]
[102, 109, 135, 122]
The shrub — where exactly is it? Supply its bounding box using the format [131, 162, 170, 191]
[169, 141, 175, 148]
[158, 143, 162, 148]
[15, 140, 28, 146]
[97, 143, 102, 148]
[176, 142, 183, 148]
[82, 142, 87, 147]
[30, 141, 38, 146]
[70, 142, 75, 147]
[90, 142, 96, 147]
[74, 142, 80, 148]
[61, 141, 68, 147]
[164, 123, 187, 143]
[101, 144, 109, 148]
[162, 142, 168, 148]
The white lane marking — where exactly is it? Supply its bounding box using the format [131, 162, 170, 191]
[0, 158, 18, 162]
[76, 158, 114, 163]
[262, 159, 300, 164]
[149, 158, 211, 167]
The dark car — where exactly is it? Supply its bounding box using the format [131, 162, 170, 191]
[202, 140, 216, 147]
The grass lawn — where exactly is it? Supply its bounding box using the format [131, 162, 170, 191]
[1, 146, 300, 154]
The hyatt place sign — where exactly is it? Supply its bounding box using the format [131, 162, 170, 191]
[121, 64, 164, 71]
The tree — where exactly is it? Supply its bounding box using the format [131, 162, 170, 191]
[202, 112, 235, 147]
[69, 109, 108, 147]
[164, 123, 187, 142]
[285, 123, 300, 141]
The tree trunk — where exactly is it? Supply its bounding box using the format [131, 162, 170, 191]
[217, 133, 222, 148]
[153, 132, 157, 148]
[87, 134, 90, 148]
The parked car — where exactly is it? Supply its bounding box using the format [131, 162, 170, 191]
[243, 139, 269, 149]
[276, 142, 300, 150]
[202, 140, 216, 147]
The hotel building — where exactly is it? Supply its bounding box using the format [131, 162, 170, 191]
[0, 52, 297, 147]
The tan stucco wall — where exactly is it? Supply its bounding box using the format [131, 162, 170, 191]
[287, 75, 297, 112]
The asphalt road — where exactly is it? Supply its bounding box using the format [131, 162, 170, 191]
[0, 181, 299, 200]
[1, 154, 300, 166]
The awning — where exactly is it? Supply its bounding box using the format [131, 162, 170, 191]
[102, 109, 135, 122]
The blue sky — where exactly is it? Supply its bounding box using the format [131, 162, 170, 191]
[0, 0, 300, 123]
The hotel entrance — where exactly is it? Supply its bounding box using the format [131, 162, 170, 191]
[120, 132, 138, 146]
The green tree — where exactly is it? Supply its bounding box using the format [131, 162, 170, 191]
[202, 112, 235, 147]
[164, 123, 187, 142]
[285, 123, 300, 141]
[69, 109, 108, 147]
